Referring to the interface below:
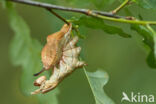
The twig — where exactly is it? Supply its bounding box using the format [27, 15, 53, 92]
[112, 0, 131, 14]
[93, 13, 156, 25]
[10, 0, 123, 18]
[9, 0, 156, 25]
[46, 8, 70, 25]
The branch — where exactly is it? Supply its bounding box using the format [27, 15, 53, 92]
[10, 0, 123, 18]
[9, 0, 156, 25]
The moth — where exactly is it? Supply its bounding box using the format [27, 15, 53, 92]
[31, 23, 86, 94]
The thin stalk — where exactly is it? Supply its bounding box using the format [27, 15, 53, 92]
[92, 13, 156, 25]
[112, 0, 130, 14]
[46, 8, 70, 25]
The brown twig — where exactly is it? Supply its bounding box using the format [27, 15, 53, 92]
[9, 0, 156, 25]
[46, 8, 70, 25]
[10, 0, 124, 19]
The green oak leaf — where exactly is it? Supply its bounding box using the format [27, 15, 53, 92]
[6, 1, 59, 104]
[131, 24, 156, 68]
[120, 0, 156, 10]
[135, 0, 156, 10]
[84, 69, 115, 104]
[119, 0, 156, 10]
[74, 16, 131, 38]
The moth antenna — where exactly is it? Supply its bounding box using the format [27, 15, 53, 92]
[33, 68, 46, 76]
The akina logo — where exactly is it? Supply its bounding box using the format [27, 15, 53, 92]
[121, 92, 155, 103]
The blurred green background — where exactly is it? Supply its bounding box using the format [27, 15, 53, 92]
[1, 1, 156, 104]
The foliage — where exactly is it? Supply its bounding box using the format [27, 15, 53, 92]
[131, 25, 156, 68]
[84, 69, 115, 104]
[73, 16, 131, 38]
[135, 0, 156, 10]
[119, 0, 156, 10]
[4, 1, 116, 104]
[1, 0, 156, 104]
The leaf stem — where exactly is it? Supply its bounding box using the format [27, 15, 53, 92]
[112, 0, 130, 14]
[93, 13, 156, 25]
[83, 67, 97, 101]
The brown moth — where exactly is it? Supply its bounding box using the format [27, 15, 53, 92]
[31, 23, 86, 94]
